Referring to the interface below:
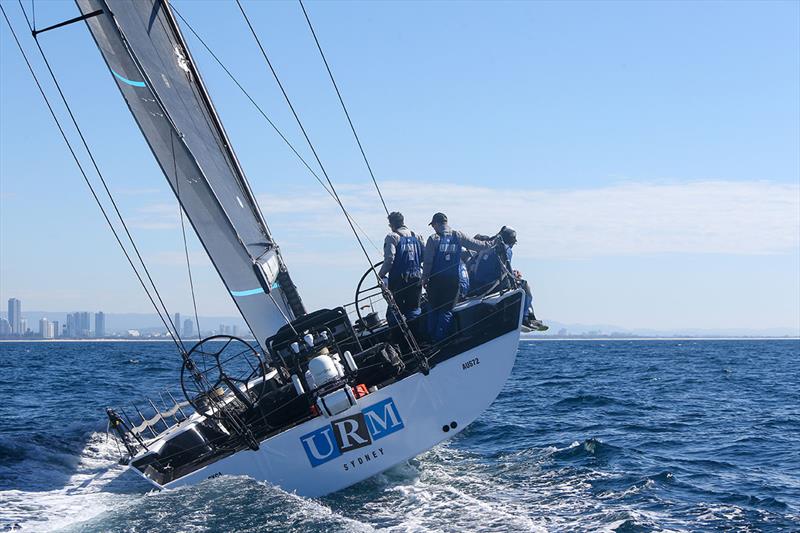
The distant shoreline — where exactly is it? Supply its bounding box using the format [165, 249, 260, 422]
[520, 336, 800, 341]
[0, 337, 797, 344]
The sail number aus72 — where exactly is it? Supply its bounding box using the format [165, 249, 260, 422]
[462, 358, 479, 370]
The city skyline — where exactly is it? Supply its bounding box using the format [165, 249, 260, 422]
[0, 297, 245, 339]
[1, 295, 797, 340]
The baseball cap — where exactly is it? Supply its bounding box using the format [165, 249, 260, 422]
[428, 212, 447, 226]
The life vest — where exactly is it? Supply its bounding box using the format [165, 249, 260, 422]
[389, 232, 422, 281]
[431, 231, 461, 280]
[473, 244, 512, 288]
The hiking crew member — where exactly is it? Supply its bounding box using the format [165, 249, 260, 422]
[472, 226, 548, 331]
[422, 212, 493, 342]
[471, 226, 516, 294]
[379, 212, 424, 328]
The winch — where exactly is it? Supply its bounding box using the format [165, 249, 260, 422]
[305, 347, 344, 391]
[285, 328, 361, 417]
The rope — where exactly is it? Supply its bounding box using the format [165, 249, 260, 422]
[169, 4, 381, 254]
[16, 1, 186, 351]
[0, 3, 185, 355]
[298, 0, 390, 216]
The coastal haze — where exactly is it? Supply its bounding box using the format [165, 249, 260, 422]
[1, 1, 798, 335]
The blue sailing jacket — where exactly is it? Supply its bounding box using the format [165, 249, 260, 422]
[473, 244, 512, 288]
[431, 232, 462, 280]
[389, 233, 422, 281]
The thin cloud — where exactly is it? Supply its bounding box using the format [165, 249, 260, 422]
[262, 180, 800, 259]
[128, 202, 180, 230]
[115, 188, 164, 196]
[149, 250, 211, 267]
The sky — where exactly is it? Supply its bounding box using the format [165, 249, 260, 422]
[1, 0, 798, 333]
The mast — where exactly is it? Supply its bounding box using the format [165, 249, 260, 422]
[75, 0, 305, 351]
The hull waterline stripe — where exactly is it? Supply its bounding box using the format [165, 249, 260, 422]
[111, 69, 146, 87]
[231, 287, 265, 297]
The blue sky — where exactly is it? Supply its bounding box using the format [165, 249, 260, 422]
[1, 0, 798, 332]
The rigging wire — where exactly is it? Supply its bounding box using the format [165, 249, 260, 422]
[235, 0, 377, 273]
[172, 132, 202, 343]
[235, 0, 422, 357]
[0, 3, 185, 355]
[169, 4, 381, 254]
[298, 0, 390, 216]
[16, 1, 186, 350]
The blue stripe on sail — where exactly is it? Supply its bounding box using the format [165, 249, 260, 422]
[230, 287, 265, 297]
[111, 69, 146, 88]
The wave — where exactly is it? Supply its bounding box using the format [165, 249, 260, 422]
[0, 431, 140, 532]
[73, 476, 377, 533]
[551, 394, 639, 410]
[550, 438, 623, 463]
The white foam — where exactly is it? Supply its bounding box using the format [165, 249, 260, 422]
[0, 432, 142, 532]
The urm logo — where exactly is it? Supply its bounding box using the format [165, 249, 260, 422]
[300, 397, 404, 467]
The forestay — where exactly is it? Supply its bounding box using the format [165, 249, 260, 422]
[75, 0, 305, 349]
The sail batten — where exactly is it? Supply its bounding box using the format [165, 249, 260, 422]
[76, 0, 305, 349]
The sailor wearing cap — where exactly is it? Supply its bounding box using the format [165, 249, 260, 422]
[471, 226, 547, 331]
[472, 226, 517, 293]
[378, 212, 424, 329]
[422, 212, 494, 342]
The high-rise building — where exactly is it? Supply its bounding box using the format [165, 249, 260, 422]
[183, 318, 194, 338]
[39, 317, 51, 339]
[66, 313, 77, 337]
[7, 298, 21, 334]
[65, 312, 91, 337]
[19, 318, 27, 335]
[79, 312, 91, 337]
[0, 318, 10, 335]
[232, 325, 238, 337]
[95, 312, 106, 338]
[174, 313, 181, 337]
[52, 321, 60, 338]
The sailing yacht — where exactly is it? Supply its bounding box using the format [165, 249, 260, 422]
[13, 0, 527, 497]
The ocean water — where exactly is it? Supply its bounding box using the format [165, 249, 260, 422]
[1, 339, 798, 532]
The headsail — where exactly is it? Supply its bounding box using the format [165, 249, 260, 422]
[75, 0, 305, 349]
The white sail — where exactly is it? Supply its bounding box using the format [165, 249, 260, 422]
[75, 0, 305, 349]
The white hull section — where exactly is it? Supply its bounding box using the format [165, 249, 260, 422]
[158, 327, 521, 497]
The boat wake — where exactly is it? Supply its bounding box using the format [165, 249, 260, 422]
[0, 428, 146, 532]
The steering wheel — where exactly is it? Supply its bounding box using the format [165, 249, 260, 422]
[181, 335, 268, 420]
[354, 261, 385, 333]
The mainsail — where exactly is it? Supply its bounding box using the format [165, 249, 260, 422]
[75, 0, 305, 348]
